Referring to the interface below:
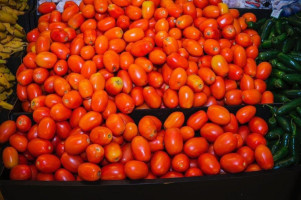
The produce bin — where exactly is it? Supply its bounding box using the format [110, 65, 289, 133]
[1, 105, 301, 200]
[1, 3, 301, 200]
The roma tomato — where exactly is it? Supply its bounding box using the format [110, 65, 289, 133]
[124, 160, 149, 180]
[150, 150, 171, 176]
[246, 133, 266, 150]
[10, 164, 32, 180]
[213, 132, 237, 156]
[164, 112, 185, 129]
[50, 103, 72, 122]
[0, 120, 17, 143]
[220, 153, 246, 173]
[131, 136, 151, 162]
[178, 86, 194, 109]
[61, 152, 83, 173]
[38, 117, 56, 140]
[35, 154, 60, 173]
[101, 163, 126, 180]
[254, 144, 274, 170]
[187, 110, 208, 131]
[207, 105, 230, 125]
[198, 153, 220, 175]
[104, 142, 122, 163]
[171, 153, 190, 173]
[78, 163, 101, 181]
[237, 146, 254, 165]
[164, 128, 183, 156]
[54, 168, 75, 181]
[138, 116, 158, 141]
[200, 123, 223, 142]
[65, 134, 90, 155]
[91, 90, 109, 112]
[248, 117, 268, 136]
[236, 105, 256, 124]
[242, 89, 262, 105]
[105, 113, 126, 136]
[184, 137, 209, 158]
[2, 146, 19, 169]
[211, 55, 229, 77]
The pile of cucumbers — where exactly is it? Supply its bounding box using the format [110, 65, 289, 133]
[249, 12, 301, 169]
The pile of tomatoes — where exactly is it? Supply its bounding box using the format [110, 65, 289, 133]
[1, 0, 276, 181]
[17, 0, 273, 114]
[1, 104, 273, 181]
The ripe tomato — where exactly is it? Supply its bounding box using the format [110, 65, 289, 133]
[37, 117, 56, 140]
[237, 146, 254, 165]
[2, 146, 19, 169]
[78, 111, 102, 132]
[220, 153, 246, 173]
[164, 128, 183, 156]
[60, 152, 83, 173]
[261, 91, 274, 104]
[236, 105, 256, 124]
[207, 105, 230, 125]
[65, 134, 90, 155]
[187, 110, 208, 131]
[171, 153, 190, 172]
[131, 136, 151, 162]
[124, 160, 149, 180]
[242, 89, 262, 105]
[246, 133, 267, 150]
[184, 137, 209, 158]
[233, 45, 246, 68]
[213, 132, 237, 156]
[10, 164, 32, 180]
[256, 62, 272, 81]
[248, 117, 268, 136]
[245, 163, 261, 172]
[105, 113, 126, 136]
[150, 150, 171, 176]
[35, 154, 60, 173]
[178, 86, 194, 108]
[101, 163, 126, 180]
[86, 144, 104, 164]
[198, 153, 220, 175]
[54, 168, 75, 181]
[200, 123, 223, 142]
[78, 162, 101, 181]
[224, 89, 242, 105]
[164, 112, 185, 129]
[255, 144, 274, 170]
[104, 142, 122, 163]
[204, 39, 220, 56]
[0, 120, 17, 143]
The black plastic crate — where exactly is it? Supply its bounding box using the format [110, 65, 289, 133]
[1, 104, 301, 200]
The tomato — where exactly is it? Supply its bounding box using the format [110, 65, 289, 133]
[69, 107, 86, 128]
[78, 162, 101, 181]
[184, 137, 209, 159]
[207, 105, 230, 125]
[242, 89, 262, 105]
[0, 120, 16, 143]
[124, 160, 148, 180]
[240, 74, 254, 91]
[220, 153, 246, 173]
[60, 152, 83, 173]
[185, 167, 203, 177]
[162, 88, 178, 108]
[10, 164, 32, 180]
[122, 122, 138, 142]
[182, 39, 203, 56]
[254, 79, 267, 93]
[65, 134, 90, 155]
[36, 117, 55, 140]
[131, 135, 151, 162]
[237, 146, 254, 165]
[245, 163, 261, 172]
[200, 123, 223, 142]
[204, 39, 220, 56]
[35, 154, 60, 173]
[187, 110, 208, 131]
[17, 84, 28, 102]
[16, 115, 31, 133]
[50, 103, 72, 122]
[210, 76, 225, 100]
[38, 2, 56, 14]
[54, 168, 75, 181]
[246, 133, 267, 150]
[101, 163, 126, 180]
[137, 116, 157, 141]
[143, 86, 162, 108]
[248, 117, 268, 136]
[2, 146, 19, 169]
[236, 105, 256, 124]
[103, 142, 122, 163]
[198, 153, 220, 175]
[233, 45, 247, 68]
[169, 67, 187, 90]
[261, 91, 274, 104]
[244, 58, 257, 77]
[171, 153, 190, 172]
[164, 112, 184, 129]
[255, 144, 274, 170]
[150, 151, 171, 176]
[213, 132, 237, 156]
[178, 85, 194, 108]
[211, 55, 229, 77]
[17, 69, 33, 86]
[256, 62, 272, 81]
[224, 89, 242, 105]
[78, 111, 103, 132]
[62, 90, 82, 110]
[105, 113, 126, 136]
[198, 67, 216, 86]
[127, 64, 148, 87]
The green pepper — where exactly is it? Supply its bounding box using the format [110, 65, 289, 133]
[276, 115, 292, 133]
[258, 50, 280, 61]
[281, 74, 301, 84]
[273, 133, 290, 162]
[271, 138, 281, 154]
[290, 113, 301, 127]
[260, 18, 275, 42]
[277, 53, 301, 72]
[266, 128, 285, 140]
[296, 107, 301, 116]
[271, 69, 285, 79]
[266, 78, 288, 90]
[271, 59, 296, 73]
[276, 97, 301, 116]
[280, 90, 301, 98]
[282, 38, 295, 53]
[274, 156, 296, 169]
[275, 19, 283, 35]
[273, 93, 291, 103]
[290, 121, 299, 164]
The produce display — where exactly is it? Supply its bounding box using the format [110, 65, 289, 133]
[0, 0, 28, 110]
[246, 12, 301, 169]
[1, 0, 300, 183]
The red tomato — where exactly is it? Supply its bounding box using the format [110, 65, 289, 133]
[27, 138, 53, 157]
[184, 137, 209, 158]
[16, 115, 31, 133]
[78, 111, 103, 132]
[246, 133, 267, 150]
[86, 144, 104, 164]
[64, 134, 90, 155]
[164, 128, 183, 156]
[171, 153, 190, 172]
[61, 152, 83, 173]
[78, 162, 101, 181]
[237, 146, 254, 165]
[37, 117, 56, 140]
[101, 163, 126, 180]
[54, 168, 75, 181]
[220, 153, 247, 173]
[248, 117, 268, 136]
[131, 136, 151, 162]
[124, 160, 149, 180]
[150, 151, 171, 176]
[104, 142, 122, 163]
[200, 123, 224, 142]
[213, 132, 237, 156]
[0, 120, 17, 143]
[236, 105, 256, 124]
[10, 164, 32, 180]
[35, 154, 60, 173]
[255, 144, 274, 170]
[223, 113, 239, 133]
[197, 153, 220, 175]
[207, 105, 231, 125]
[2, 146, 19, 169]
[187, 110, 208, 131]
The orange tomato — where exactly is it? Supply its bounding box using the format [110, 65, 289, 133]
[207, 105, 230, 125]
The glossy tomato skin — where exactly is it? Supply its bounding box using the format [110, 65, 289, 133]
[164, 128, 183, 156]
[207, 105, 230, 125]
[184, 137, 209, 158]
[35, 154, 60, 173]
[236, 105, 256, 124]
[101, 163, 126, 180]
[60, 152, 83, 173]
[27, 138, 53, 157]
[213, 132, 237, 156]
[200, 123, 224, 142]
[197, 153, 220, 175]
[2, 146, 19, 169]
[150, 150, 171, 176]
[255, 144, 274, 170]
[78, 162, 101, 181]
[237, 146, 254, 165]
[64, 134, 90, 155]
[131, 136, 151, 162]
[220, 153, 247, 173]
[10, 164, 32, 180]
[54, 168, 76, 181]
[248, 117, 268, 136]
[187, 110, 208, 131]
[246, 133, 267, 150]
[0, 120, 17, 143]
[124, 160, 149, 180]
[104, 142, 122, 163]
